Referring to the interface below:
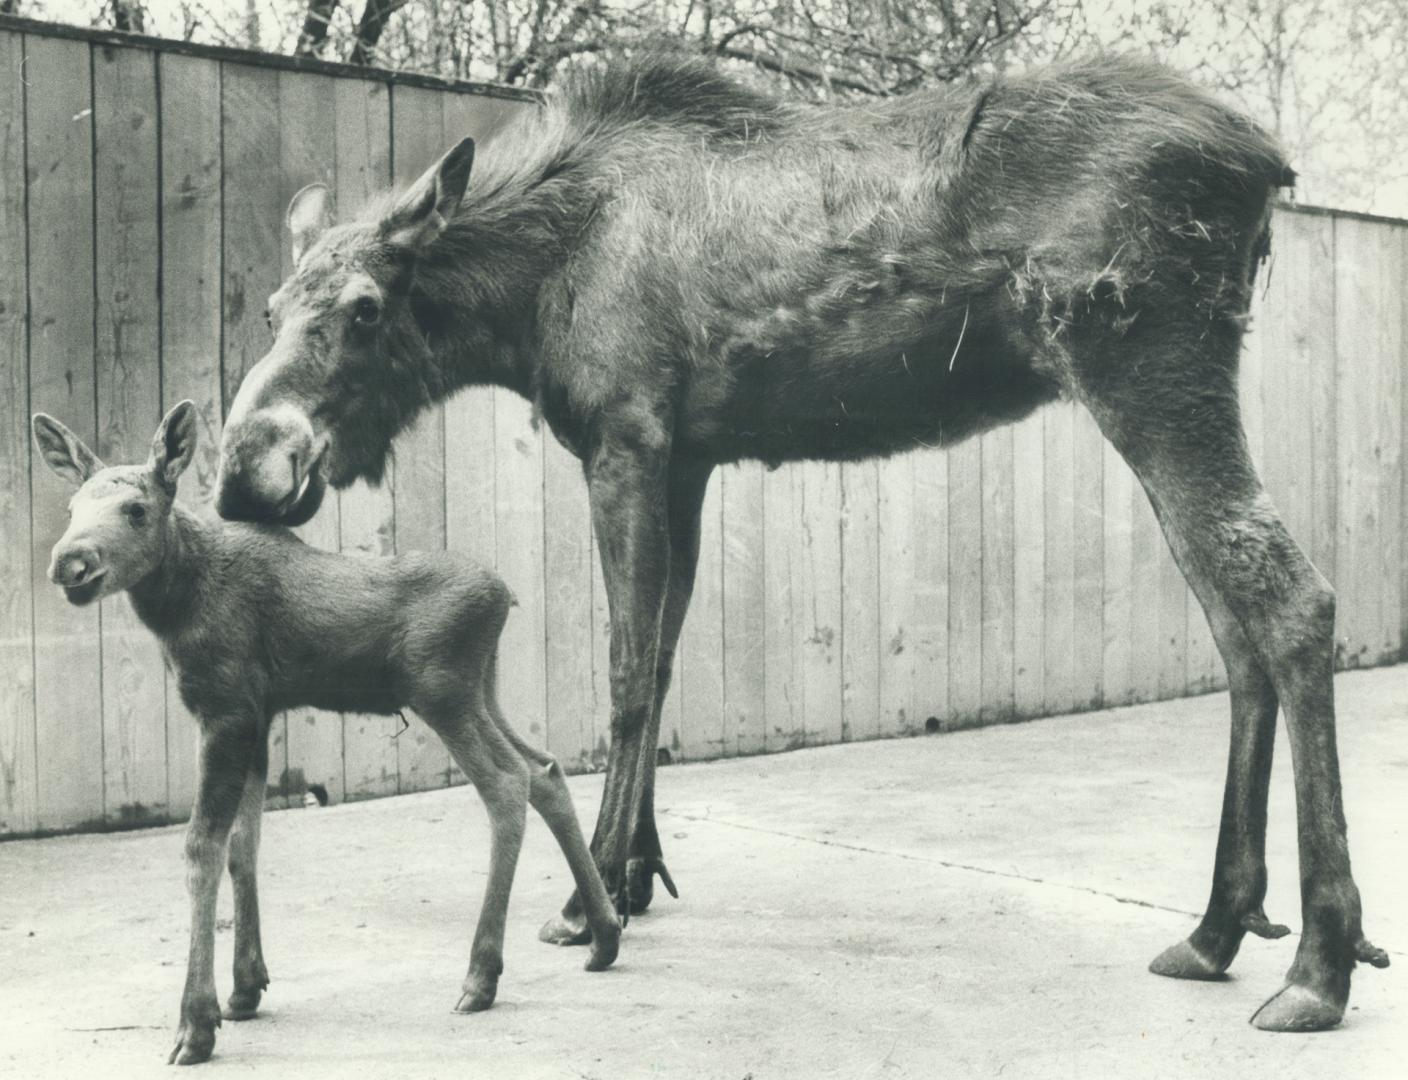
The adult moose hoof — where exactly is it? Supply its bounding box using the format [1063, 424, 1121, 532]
[455, 975, 498, 1013]
[221, 988, 263, 1022]
[168, 1023, 217, 1066]
[1148, 938, 1229, 981]
[538, 911, 592, 947]
[625, 855, 678, 915]
[1250, 984, 1345, 1032]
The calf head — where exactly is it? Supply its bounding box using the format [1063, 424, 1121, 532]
[33, 401, 198, 606]
[215, 138, 476, 526]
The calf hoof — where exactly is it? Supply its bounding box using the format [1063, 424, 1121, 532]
[222, 989, 263, 1022]
[168, 1025, 217, 1066]
[539, 911, 592, 947]
[585, 918, 621, 972]
[455, 975, 498, 1013]
[1251, 984, 1344, 1032]
[1149, 938, 1229, 981]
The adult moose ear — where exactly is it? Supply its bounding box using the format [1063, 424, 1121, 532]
[381, 137, 475, 251]
[149, 400, 199, 492]
[287, 182, 334, 265]
[32, 413, 103, 487]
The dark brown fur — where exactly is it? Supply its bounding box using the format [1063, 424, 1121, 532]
[215, 53, 1384, 1032]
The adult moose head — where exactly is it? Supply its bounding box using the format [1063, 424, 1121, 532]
[215, 138, 477, 525]
[217, 53, 1386, 1032]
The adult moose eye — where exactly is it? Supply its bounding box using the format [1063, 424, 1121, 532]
[126, 503, 147, 526]
[353, 297, 381, 326]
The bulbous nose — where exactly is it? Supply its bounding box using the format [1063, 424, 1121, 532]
[49, 545, 100, 587]
[216, 405, 316, 522]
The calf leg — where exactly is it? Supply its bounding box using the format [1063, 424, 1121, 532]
[1078, 328, 1386, 1031]
[475, 658, 620, 968]
[170, 721, 258, 1066]
[224, 745, 270, 1021]
[425, 697, 531, 1013]
[1150, 557, 1287, 979]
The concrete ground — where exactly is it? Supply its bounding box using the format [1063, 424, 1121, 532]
[2, 668, 1405, 1080]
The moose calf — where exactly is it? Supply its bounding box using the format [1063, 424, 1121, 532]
[33, 401, 621, 1066]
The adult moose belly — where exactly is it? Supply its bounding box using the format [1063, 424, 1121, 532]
[683, 281, 1060, 467]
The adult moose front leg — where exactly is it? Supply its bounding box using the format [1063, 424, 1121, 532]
[626, 460, 713, 914]
[540, 420, 672, 943]
[170, 721, 260, 1066]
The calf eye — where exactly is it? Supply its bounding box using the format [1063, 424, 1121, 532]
[353, 297, 381, 326]
[263, 307, 273, 329]
[126, 503, 147, 526]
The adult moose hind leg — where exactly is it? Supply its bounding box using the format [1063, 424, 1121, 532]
[1148, 533, 1287, 979]
[540, 420, 672, 943]
[1075, 320, 1387, 1031]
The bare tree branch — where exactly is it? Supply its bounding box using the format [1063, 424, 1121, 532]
[295, 0, 340, 57]
[350, 0, 412, 65]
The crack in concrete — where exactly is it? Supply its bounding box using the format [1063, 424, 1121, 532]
[662, 808, 1202, 917]
[664, 808, 1405, 960]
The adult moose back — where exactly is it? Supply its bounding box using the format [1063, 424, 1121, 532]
[215, 52, 1386, 1030]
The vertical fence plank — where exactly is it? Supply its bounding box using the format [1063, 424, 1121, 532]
[0, 28, 38, 837]
[389, 84, 452, 791]
[762, 467, 802, 749]
[159, 52, 223, 821]
[332, 77, 400, 801]
[1285, 212, 1339, 600]
[798, 464, 843, 746]
[1071, 406, 1104, 709]
[1156, 522, 1188, 699]
[27, 34, 103, 832]
[979, 428, 1015, 723]
[542, 430, 594, 771]
[840, 460, 880, 742]
[491, 394, 549, 752]
[947, 439, 982, 726]
[911, 449, 950, 731]
[722, 463, 766, 755]
[1042, 402, 1076, 715]
[876, 454, 916, 736]
[93, 43, 168, 826]
[1333, 216, 1405, 667]
[679, 472, 725, 759]
[1101, 439, 1133, 706]
[277, 70, 345, 807]
[1127, 478, 1162, 703]
[1012, 415, 1044, 718]
[221, 61, 285, 802]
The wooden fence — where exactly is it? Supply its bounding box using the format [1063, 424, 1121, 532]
[2, 18, 1406, 838]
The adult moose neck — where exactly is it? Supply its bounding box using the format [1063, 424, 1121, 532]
[408, 147, 600, 403]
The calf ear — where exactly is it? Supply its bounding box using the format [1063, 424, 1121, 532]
[381, 137, 475, 251]
[32, 414, 103, 487]
[287, 182, 334, 265]
[149, 400, 199, 491]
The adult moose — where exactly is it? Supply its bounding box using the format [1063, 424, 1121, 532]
[216, 53, 1386, 1030]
